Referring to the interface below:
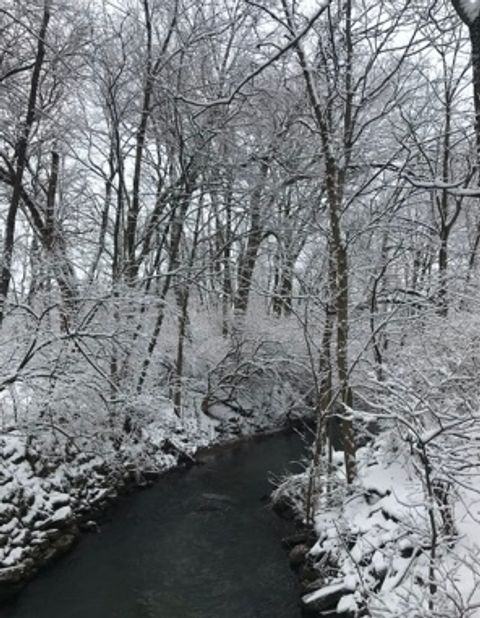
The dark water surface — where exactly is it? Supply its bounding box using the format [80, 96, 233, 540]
[3, 432, 305, 618]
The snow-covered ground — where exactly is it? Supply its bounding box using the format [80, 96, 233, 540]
[274, 434, 480, 618]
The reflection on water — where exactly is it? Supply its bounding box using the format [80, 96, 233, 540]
[2, 432, 305, 618]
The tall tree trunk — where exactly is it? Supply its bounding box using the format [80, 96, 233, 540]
[470, 20, 480, 170]
[234, 160, 269, 316]
[436, 90, 452, 317]
[222, 185, 233, 336]
[125, 0, 153, 284]
[44, 150, 77, 327]
[125, 0, 178, 284]
[173, 201, 202, 416]
[0, 0, 51, 326]
[451, 2, 480, 167]
[438, 229, 448, 316]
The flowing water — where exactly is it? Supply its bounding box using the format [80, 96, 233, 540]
[3, 431, 306, 618]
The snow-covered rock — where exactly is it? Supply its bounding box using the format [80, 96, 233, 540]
[273, 434, 480, 617]
[302, 581, 353, 613]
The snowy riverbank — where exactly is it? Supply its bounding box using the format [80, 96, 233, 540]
[0, 396, 302, 599]
[273, 433, 480, 618]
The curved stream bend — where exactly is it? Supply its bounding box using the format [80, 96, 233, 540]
[3, 432, 305, 618]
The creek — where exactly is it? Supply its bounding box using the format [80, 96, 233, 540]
[3, 431, 305, 618]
